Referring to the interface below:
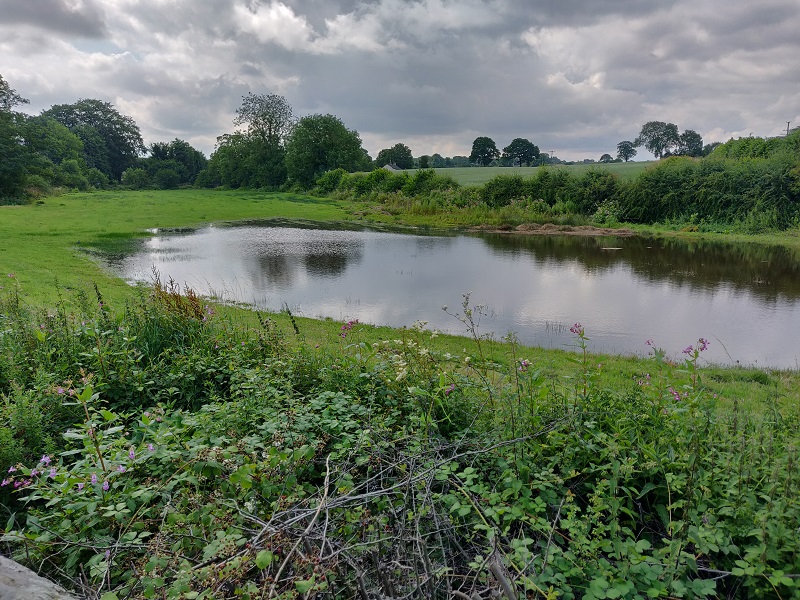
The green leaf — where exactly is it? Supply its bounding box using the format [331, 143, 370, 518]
[255, 550, 274, 569]
[100, 594, 119, 600]
[295, 577, 315, 594]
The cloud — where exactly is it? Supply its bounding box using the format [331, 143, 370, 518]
[0, 0, 798, 160]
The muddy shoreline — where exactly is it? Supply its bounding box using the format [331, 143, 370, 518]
[471, 223, 636, 236]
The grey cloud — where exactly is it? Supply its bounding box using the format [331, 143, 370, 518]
[0, 0, 106, 38]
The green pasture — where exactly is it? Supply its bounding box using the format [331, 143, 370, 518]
[416, 161, 655, 186]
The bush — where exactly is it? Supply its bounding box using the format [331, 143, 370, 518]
[481, 174, 526, 207]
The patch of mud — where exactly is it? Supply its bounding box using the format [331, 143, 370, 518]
[475, 223, 635, 237]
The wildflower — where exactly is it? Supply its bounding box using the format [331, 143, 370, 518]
[645, 339, 654, 346]
[49, 467, 57, 479]
[102, 480, 109, 491]
[148, 443, 155, 452]
[518, 359, 530, 372]
[30, 469, 39, 477]
[40, 455, 51, 466]
[1, 479, 8, 487]
[8, 466, 16, 473]
[445, 384, 456, 395]
[56, 387, 65, 395]
[698, 338, 709, 352]
[117, 465, 126, 473]
[13, 481, 22, 489]
[77, 482, 84, 490]
[128, 447, 136, 460]
[91, 473, 98, 484]
[570, 323, 584, 335]
[683, 345, 693, 355]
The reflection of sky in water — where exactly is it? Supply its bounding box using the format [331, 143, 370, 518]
[111, 224, 800, 369]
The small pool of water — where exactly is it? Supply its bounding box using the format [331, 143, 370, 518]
[104, 221, 800, 369]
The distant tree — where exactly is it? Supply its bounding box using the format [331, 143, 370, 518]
[599, 153, 614, 163]
[470, 136, 500, 166]
[0, 73, 29, 112]
[144, 139, 207, 185]
[375, 143, 413, 169]
[430, 153, 446, 168]
[451, 155, 471, 167]
[616, 140, 637, 162]
[42, 99, 144, 180]
[233, 93, 294, 146]
[122, 168, 150, 189]
[501, 138, 540, 166]
[285, 114, 370, 186]
[23, 116, 84, 165]
[418, 155, 430, 169]
[676, 129, 704, 157]
[702, 142, 721, 156]
[635, 121, 679, 159]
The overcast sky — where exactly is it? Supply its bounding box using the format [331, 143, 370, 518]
[1, 0, 798, 161]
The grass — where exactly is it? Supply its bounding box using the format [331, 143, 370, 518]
[403, 162, 656, 186]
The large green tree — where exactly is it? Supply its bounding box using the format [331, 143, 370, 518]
[143, 138, 207, 186]
[41, 99, 144, 180]
[501, 138, 539, 166]
[470, 136, 500, 166]
[233, 93, 294, 146]
[285, 114, 370, 186]
[375, 143, 413, 169]
[635, 121, 679, 159]
[616, 140, 637, 162]
[676, 129, 704, 157]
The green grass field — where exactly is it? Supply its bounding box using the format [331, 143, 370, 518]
[416, 161, 656, 186]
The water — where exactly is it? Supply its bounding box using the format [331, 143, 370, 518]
[106, 221, 800, 369]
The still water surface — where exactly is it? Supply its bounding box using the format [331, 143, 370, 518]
[108, 221, 800, 369]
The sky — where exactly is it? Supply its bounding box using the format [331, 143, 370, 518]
[1, 0, 798, 162]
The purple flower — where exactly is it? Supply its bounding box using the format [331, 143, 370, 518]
[117, 465, 126, 473]
[147, 443, 155, 452]
[102, 480, 109, 491]
[77, 482, 84, 490]
[698, 338, 709, 352]
[30, 469, 39, 477]
[1, 479, 9, 487]
[445, 383, 456, 395]
[91, 473, 98, 484]
[128, 448, 135, 460]
[49, 467, 57, 479]
[683, 345, 693, 355]
[570, 323, 584, 335]
[40, 455, 51, 466]
[8, 466, 16, 473]
[518, 359, 530, 372]
[56, 387, 65, 395]
[645, 339, 654, 346]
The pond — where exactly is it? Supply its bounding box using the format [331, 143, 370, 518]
[104, 220, 800, 369]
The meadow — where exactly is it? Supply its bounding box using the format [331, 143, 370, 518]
[1, 189, 799, 598]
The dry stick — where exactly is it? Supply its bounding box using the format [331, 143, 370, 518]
[267, 455, 331, 600]
[489, 559, 517, 600]
[540, 496, 566, 574]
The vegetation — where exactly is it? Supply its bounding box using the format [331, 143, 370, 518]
[1, 277, 798, 598]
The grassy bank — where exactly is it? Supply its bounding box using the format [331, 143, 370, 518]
[415, 162, 655, 186]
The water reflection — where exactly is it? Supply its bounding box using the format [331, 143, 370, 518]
[106, 221, 800, 369]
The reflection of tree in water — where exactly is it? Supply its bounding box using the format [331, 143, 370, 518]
[253, 254, 295, 289]
[305, 250, 356, 277]
[479, 233, 800, 302]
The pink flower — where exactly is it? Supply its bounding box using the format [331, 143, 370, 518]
[682, 345, 693, 355]
[444, 383, 456, 395]
[1, 479, 9, 487]
[8, 466, 16, 473]
[40, 455, 51, 465]
[570, 323, 584, 336]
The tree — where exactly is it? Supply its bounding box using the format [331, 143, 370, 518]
[470, 136, 500, 166]
[599, 153, 614, 163]
[430, 153, 446, 168]
[375, 143, 413, 169]
[635, 121, 679, 159]
[502, 138, 540, 166]
[285, 114, 370, 186]
[41, 99, 144, 180]
[144, 139, 207, 185]
[233, 93, 294, 146]
[0, 73, 29, 112]
[676, 129, 704, 157]
[616, 140, 637, 162]
[418, 155, 430, 169]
